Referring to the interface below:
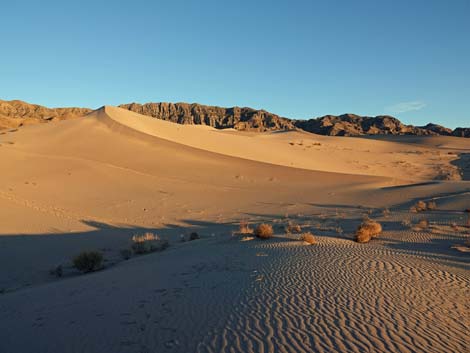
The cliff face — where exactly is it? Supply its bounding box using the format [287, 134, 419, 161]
[118, 102, 295, 132]
[0, 99, 91, 130]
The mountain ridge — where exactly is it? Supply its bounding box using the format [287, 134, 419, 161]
[0, 99, 468, 137]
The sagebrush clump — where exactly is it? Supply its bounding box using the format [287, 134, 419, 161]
[300, 232, 316, 245]
[73, 251, 103, 273]
[414, 219, 429, 230]
[254, 223, 274, 239]
[238, 221, 253, 235]
[355, 220, 382, 243]
[131, 232, 169, 254]
[411, 200, 437, 212]
[286, 221, 302, 234]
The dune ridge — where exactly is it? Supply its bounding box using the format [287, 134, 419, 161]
[100, 106, 466, 181]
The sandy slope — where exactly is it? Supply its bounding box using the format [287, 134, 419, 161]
[0, 106, 469, 353]
[103, 106, 465, 181]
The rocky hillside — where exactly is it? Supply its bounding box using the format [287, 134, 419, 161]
[120, 103, 468, 137]
[0, 99, 91, 130]
[452, 128, 470, 138]
[118, 102, 294, 131]
[294, 114, 452, 136]
[0, 99, 467, 137]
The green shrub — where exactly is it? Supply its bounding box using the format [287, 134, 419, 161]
[73, 251, 103, 273]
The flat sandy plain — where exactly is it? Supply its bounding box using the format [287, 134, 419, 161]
[0, 106, 469, 353]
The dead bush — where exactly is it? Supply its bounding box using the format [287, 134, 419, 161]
[238, 221, 253, 234]
[401, 219, 412, 228]
[300, 232, 316, 245]
[411, 200, 427, 213]
[286, 221, 302, 234]
[355, 220, 382, 243]
[131, 232, 169, 254]
[414, 219, 429, 230]
[411, 200, 437, 212]
[254, 223, 274, 239]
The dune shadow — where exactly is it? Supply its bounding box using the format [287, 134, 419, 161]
[451, 153, 470, 180]
[0, 218, 234, 292]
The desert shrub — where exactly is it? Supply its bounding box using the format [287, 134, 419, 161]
[238, 221, 253, 235]
[411, 200, 437, 212]
[355, 220, 382, 243]
[254, 223, 274, 239]
[401, 219, 412, 228]
[382, 208, 391, 217]
[286, 221, 302, 234]
[415, 219, 429, 230]
[73, 251, 103, 273]
[300, 232, 316, 245]
[131, 232, 169, 254]
[189, 232, 200, 241]
[411, 200, 427, 213]
[120, 249, 132, 260]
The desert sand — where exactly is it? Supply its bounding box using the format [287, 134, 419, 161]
[0, 106, 469, 353]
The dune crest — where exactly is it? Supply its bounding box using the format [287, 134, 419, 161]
[95, 106, 466, 181]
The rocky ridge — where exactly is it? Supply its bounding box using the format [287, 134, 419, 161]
[0, 99, 467, 137]
[0, 99, 91, 130]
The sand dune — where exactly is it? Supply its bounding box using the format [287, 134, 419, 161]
[0, 106, 469, 353]
[102, 106, 467, 181]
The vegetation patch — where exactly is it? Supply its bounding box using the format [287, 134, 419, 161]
[355, 220, 382, 243]
[254, 223, 274, 239]
[300, 232, 316, 245]
[73, 251, 103, 273]
[131, 232, 169, 254]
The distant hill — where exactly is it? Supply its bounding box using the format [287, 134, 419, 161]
[120, 102, 468, 137]
[0, 99, 468, 137]
[0, 99, 91, 130]
[294, 114, 456, 136]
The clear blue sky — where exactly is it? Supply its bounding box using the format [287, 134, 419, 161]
[1, 0, 469, 127]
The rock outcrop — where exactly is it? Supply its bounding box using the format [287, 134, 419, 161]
[0, 99, 91, 130]
[118, 102, 295, 132]
[452, 127, 470, 137]
[294, 114, 441, 136]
